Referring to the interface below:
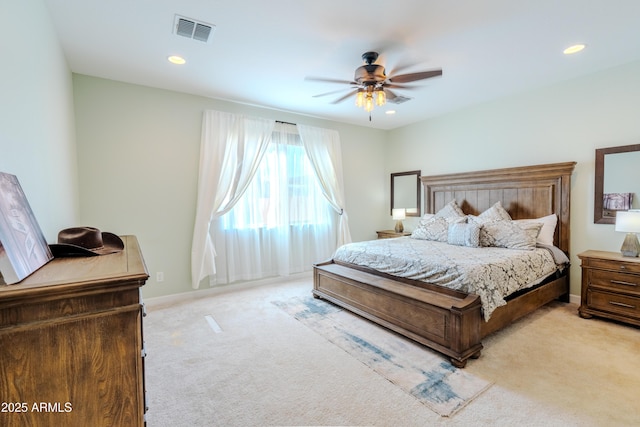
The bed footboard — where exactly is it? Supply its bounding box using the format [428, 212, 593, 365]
[313, 260, 484, 368]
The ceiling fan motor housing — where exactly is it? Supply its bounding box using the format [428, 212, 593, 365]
[354, 64, 386, 85]
[354, 51, 386, 85]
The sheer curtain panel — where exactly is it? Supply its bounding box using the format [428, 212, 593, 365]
[298, 124, 352, 247]
[190, 110, 275, 289]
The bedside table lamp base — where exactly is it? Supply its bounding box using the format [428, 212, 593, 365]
[620, 232, 640, 257]
[392, 208, 406, 234]
[615, 211, 640, 257]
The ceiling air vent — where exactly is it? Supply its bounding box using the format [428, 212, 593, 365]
[174, 15, 215, 43]
[386, 95, 412, 105]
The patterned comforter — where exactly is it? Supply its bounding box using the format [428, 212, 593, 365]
[332, 237, 569, 321]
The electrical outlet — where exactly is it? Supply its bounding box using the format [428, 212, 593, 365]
[157, 272, 164, 282]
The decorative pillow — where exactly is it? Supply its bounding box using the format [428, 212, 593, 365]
[434, 200, 465, 219]
[514, 214, 557, 246]
[417, 213, 435, 228]
[481, 221, 543, 250]
[447, 222, 481, 247]
[478, 201, 512, 221]
[466, 216, 496, 246]
[412, 216, 466, 242]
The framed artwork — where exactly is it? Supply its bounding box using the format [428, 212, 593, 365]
[0, 172, 53, 285]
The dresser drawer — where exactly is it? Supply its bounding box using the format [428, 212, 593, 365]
[588, 258, 640, 274]
[588, 290, 640, 319]
[589, 269, 640, 295]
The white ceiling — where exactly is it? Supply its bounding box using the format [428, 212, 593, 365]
[44, 0, 640, 130]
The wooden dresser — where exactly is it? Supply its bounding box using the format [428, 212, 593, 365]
[0, 235, 149, 427]
[578, 250, 640, 327]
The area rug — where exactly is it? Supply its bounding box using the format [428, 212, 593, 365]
[272, 296, 493, 417]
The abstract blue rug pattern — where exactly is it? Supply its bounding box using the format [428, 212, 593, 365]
[273, 296, 493, 417]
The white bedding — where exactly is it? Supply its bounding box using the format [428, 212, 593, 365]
[332, 237, 568, 321]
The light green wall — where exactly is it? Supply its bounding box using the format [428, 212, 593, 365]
[387, 60, 640, 297]
[0, 0, 79, 242]
[6, 0, 640, 301]
[72, 75, 388, 298]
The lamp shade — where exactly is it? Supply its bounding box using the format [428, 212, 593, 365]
[392, 208, 406, 220]
[615, 210, 640, 233]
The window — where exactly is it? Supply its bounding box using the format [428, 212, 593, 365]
[221, 141, 332, 230]
[212, 123, 337, 284]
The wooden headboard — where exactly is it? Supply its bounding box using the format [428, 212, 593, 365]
[421, 162, 576, 255]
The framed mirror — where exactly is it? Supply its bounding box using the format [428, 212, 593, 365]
[594, 144, 640, 224]
[391, 170, 421, 217]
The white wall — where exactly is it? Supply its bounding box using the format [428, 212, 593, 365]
[387, 60, 640, 297]
[72, 75, 388, 298]
[0, 0, 79, 242]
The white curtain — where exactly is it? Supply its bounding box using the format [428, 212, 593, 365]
[190, 110, 275, 289]
[298, 124, 352, 247]
[211, 123, 337, 284]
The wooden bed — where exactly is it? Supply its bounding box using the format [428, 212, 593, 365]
[313, 162, 576, 367]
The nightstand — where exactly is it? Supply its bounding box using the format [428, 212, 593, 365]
[578, 250, 640, 327]
[376, 230, 412, 239]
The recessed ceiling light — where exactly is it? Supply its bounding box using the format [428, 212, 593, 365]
[168, 55, 186, 65]
[563, 44, 586, 55]
[385, 110, 396, 115]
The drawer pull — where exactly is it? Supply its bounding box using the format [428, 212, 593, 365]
[609, 301, 636, 309]
[610, 280, 638, 287]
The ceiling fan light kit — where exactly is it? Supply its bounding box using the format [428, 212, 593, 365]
[308, 51, 442, 121]
[355, 86, 387, 112]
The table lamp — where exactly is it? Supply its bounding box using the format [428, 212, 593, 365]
[392, 208, 406, 233]
[615, 210, 640, 257]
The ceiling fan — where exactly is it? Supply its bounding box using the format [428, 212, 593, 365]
[307, 51, 442, 119]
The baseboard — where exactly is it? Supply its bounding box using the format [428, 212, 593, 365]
[144, 271, 312, 309]
[569, 293, 580, 305]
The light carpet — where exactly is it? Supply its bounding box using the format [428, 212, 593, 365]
[272, 296, 492, 417]
[143, 276, 640, 426]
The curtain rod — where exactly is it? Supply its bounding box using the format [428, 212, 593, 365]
[276, 120, 296, 126]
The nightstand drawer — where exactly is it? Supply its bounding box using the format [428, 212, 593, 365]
[588, 258, 640, 274]
[588, 290, 640, 318]
[590, 269, 640, 295]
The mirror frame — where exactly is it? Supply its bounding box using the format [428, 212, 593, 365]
[594, 144, 640, 224]
[391, 170, 421, 217]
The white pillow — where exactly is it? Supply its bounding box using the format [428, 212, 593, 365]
[417, 213, 435, 227]
[478, 201, 512, 221]
[514, 214, 557, 246]
[434, 200, 465, 218]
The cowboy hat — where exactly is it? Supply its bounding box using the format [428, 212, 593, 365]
[49, 226, 124, 257]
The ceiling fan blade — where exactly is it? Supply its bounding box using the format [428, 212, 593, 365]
[305, 76, 357, 85]
[387, 61, 416, 77]
[383, 83, 418, 90]
[388, 69, 442, 84]
[313, 88, 353, 98]
[384, 88, 399, 101]
[331, 89, 359, 104]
